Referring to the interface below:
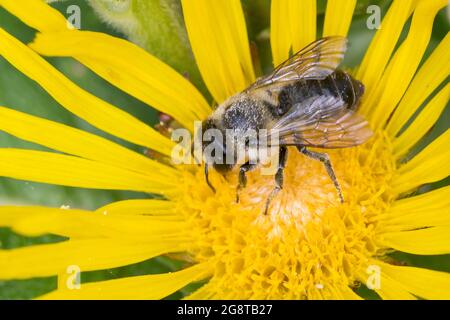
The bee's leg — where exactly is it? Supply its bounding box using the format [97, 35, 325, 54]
[264, 146, 288, 215]
[297, 146, 344, 203]
[205, 163, 216, 193]
[236, 162, 257, 203]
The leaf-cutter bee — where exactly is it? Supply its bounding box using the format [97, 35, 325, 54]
[201, 36, 373, 214]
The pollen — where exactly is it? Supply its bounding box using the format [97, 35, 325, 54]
[176, 131, 397, 299]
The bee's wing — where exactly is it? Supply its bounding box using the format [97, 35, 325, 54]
[246, 36, 347, 92]
[268, 96, 373, 148]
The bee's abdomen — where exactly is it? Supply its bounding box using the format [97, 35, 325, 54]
[278, 70, 365, 115]
[327, 70, 364, 110]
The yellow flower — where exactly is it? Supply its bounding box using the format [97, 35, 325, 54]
[0, 0, 449, 299]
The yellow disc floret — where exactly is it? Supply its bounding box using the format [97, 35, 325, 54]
[175, 131, 397, 299]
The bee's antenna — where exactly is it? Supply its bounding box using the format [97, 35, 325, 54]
[205, 163, 216, 193]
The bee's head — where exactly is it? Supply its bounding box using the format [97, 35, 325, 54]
[199, 119, 234, 174]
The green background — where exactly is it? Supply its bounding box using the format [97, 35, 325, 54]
[0, 0, 448, 299]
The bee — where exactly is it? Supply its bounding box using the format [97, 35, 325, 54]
[200, 36, 373, 214]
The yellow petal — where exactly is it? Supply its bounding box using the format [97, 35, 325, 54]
[288, 0, 316, 55]
[0, 238, 185, 279]
[270, 0, 291, 66]
[2, 0, 210, 126]
[380, 227, 450, 255]
[96, 199, 176, 216]
[358, 266, 417, 300]
[0, 0, 67, 31]
[379, 186, 450, 231]
[0, 148, 175, 195]
[181, 0, 255, 103]
[393, 84, 450, 157]
[365, 0, 447, 127]
[0, 205, 187, 239]
[390, 186, 450, 212]
[323, 0, 356, 37]
[30, 31, 211, 128]
[183, 284, 215, 300]
[333, 286, 363, 300]
[387, 32, 450, 136]
[357, 0, 416, 110]
[40, 263, 211, 300]
[0, 206, 98, 238]
[270, 0, 316, 66]
[0, 28, 174, 156]
[377, 273, 417, 300]
[393, 130, 450, 194]
[377, 261, 450, 300]
[0, 106, 177, 178]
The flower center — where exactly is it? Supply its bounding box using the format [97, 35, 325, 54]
[176, 131, 397, 299]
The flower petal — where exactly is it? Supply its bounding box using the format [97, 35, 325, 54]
[365, 0, 447, 127]
[376, 273, 417, 300]
[0, 0, 67, 31]
[97, 199, 176, 216]
[393, 84, 450, 157]
[288, 0, 316, 56]
[181, 0, 255, 102]
[357, 265, 417, 300]
[0, 148, 175, 195]
[270, 0, 291, 66]
[270, 0, 316, 66]
[0, 106, 177, 178]
[333, 286, 363, 300]
[377, 261, 450, 300]
[323, 0, 356, 37]
[40, 263, 211, 300]
[393, 130, 450, 194]
[0, 205, 187, 239]
[390, 186, 450, 213]
[0, 206, 99, 238]
[2, 0, 211, 126]
[0, 238, 185, 279]
[357, 0, 416, 108]
[387, 32, 450, 137]
[183, 283, 215, 300]
[379, 186, 450, 231]
[0, 28, 174, 156]
[30, 31, 211, 128]
[380, 227, 450, 255]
